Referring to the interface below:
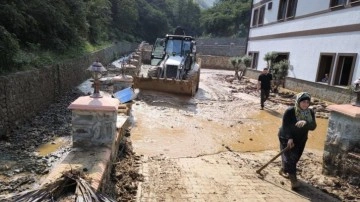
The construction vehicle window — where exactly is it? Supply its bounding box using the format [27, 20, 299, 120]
[166, 40, 182, 55]
[183, 41, 191, 55]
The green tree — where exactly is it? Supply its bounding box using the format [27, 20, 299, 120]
[200, 0, 251, 37]
[0, 26, 20, 73]
[183, 0, 202, 36]
[263, 51, 278, 70]
[272, 60, 290, 93]
[0, 0, 208, 74]
[111, 0, 138, 41]
[0, 0, 88, 51]
[229, 55, 251, 80]
[134, 0, 169, 42]
[85, 0, 112, 44]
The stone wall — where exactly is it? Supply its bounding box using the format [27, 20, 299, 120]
[196, 37, 247, 46]
[323, 110, 360, 185]
[197, 45, 245, 57]
[198, 55, 234, 70]
[0, 42, 137, 134]
[71, 110, 118, 148]
[245, 69, 353, 104]
[196, 37, 247, 57]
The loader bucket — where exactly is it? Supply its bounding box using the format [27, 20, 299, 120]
[133, 75, 199, 96]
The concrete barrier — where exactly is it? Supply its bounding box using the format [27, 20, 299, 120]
[41, 95, 131, 192]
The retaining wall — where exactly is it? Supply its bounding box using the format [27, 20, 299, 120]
[323, 106, 360, 186]
[198, 55, 234, 70]
[0, 42, 137, 134]
[196, 37, 247, 57]
[245, 69, 353, 104]
[197, 45, 245, 57]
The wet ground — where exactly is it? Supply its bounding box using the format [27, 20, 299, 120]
[0, 90, 79, 195]
[131, 70, 329, 156]
[131, 69, 358, 201]
[0, 69, 358, 201]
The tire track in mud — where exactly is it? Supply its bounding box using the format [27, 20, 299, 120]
[139, 156, 186, 201]
[196, 72, 235, 102]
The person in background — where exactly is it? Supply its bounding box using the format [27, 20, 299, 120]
[278, 92, 317, 190]
[321, 73, 329, 82]
[257, 68, 272, 110]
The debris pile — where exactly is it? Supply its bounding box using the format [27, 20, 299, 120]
[1, 170, 116, 202]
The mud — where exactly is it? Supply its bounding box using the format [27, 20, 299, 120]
[130, 69, 358, 201]
[0, 69, 358, 201]
[0, 90, 79, 195]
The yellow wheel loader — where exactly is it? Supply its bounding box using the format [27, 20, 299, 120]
[134, 33, 200, 96]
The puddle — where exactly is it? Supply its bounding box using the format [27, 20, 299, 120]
[132, 100, 330, 157]
[227, 109, 329, 152]
[36, 136, 70, 156]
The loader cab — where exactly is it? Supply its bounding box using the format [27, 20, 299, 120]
[151, 38, 165, 65]
[164, 35, 195, 57]
[151, 35, 196, 66]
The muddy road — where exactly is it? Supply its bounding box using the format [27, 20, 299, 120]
[130, 69, 358, 201]
[0, 69, 358, 201]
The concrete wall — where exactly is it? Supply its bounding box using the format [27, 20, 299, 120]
[0, 42, 137, 134]
[197, 45, 246, 57]
[284, 77, 352, 104]
[245, 69, 353, 104]
[198, 55, 234, 70]
[196, 37, 246, 57]
[71, 110, 118, 148]
[323, 110, 360, 185]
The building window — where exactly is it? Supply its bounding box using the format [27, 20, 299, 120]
[350, 0, 360, 6]
[278, 0, 298, 21]
[274, 53, 289, 63]
[333, 53, 357, 86]
[316, 53, 335, 83]
[330, 0, 347, 7]
[258, 6, 265, 25]
[252, 9, 259, 27]
[252, 5, 266, 27]
[248, 52, 259, 69]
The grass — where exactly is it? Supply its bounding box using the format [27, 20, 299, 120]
[0, 41, 113, 76]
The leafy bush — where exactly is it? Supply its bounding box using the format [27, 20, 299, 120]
[0, 26, 20, 73]
[229, 55, 252, 80]
[263, 51, 278, 69]
[242, 55, 252, 67]
[271, 60, 289, 92]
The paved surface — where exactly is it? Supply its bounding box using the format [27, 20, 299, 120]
[136, 151, 339, 202]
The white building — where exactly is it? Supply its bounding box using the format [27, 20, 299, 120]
[247, 0, 360, 89]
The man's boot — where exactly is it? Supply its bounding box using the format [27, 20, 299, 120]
[289, 174, 300, 189]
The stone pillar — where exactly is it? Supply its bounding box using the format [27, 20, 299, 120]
[68, 96, 119, 148]
[323, 104, 360, 185]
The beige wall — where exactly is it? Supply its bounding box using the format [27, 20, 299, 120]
[245, 69, 352, 104]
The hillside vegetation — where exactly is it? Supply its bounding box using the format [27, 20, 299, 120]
[194, 0, 217, 9]
[0, 0, 250, 75]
